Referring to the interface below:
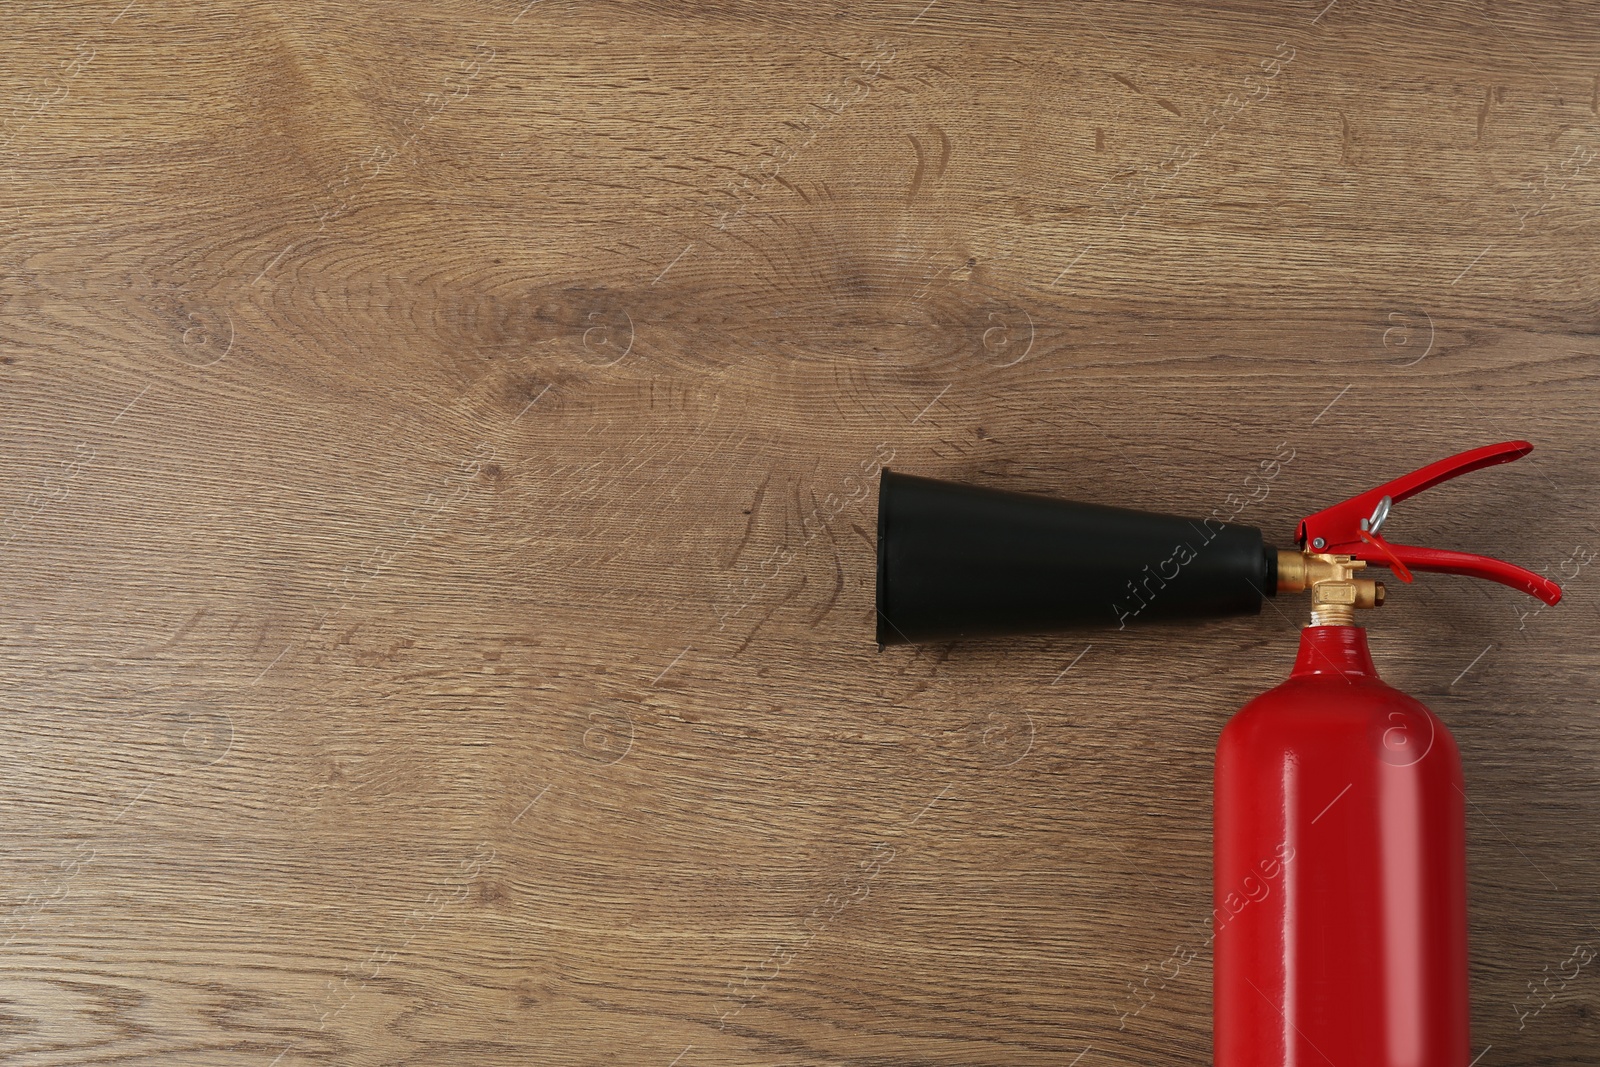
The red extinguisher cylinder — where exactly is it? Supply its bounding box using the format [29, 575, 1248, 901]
[1214, 625, 1470, 1067]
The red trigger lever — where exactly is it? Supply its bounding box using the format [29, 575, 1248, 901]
[1296, 441, 1562, 606]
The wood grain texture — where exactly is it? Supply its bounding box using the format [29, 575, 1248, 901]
[2, 0, 1598, 1064]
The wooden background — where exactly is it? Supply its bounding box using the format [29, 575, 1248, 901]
[2, 0, 1597, 1063]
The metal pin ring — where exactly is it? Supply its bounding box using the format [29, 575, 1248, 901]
[1361, 495, 1393, 535]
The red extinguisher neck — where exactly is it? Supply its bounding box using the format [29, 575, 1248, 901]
[1290, 624, 1379, 679]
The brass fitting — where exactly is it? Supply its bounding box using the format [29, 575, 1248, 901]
[1277, 550, 1386, 627]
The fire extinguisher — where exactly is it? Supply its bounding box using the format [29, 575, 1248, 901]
[874, 440, 1562, 1067]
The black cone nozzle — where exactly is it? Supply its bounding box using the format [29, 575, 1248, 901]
[875, 470, 1278, 645]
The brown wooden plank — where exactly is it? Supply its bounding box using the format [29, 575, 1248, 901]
[2, 1, 1597, 1064]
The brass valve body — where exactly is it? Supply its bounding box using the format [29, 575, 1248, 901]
[1277, 550, 1386, 626]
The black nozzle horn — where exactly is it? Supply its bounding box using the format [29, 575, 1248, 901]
[875, 470, 1277, 645]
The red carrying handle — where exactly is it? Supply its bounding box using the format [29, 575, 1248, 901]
[1297, 441, 1562, 606]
